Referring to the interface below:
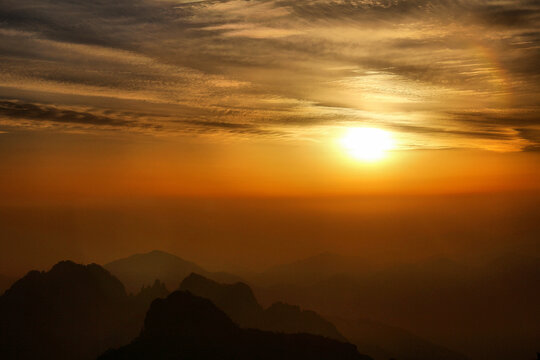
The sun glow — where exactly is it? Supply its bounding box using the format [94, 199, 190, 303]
[341, 127, 395, 161]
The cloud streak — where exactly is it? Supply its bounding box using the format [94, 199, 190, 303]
[0, 0, 538, 150]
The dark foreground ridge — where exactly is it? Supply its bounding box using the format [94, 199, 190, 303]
[0, 261, 167, 360]
[0, 261, 133, 359]
[99, 290, 372, 360]
[180, 272, 346, 341]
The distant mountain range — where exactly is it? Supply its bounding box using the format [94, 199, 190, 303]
[99, 290, 371, 360]
[253, 252, 370, 287]
[102, 250, 478, 360]
[1, 250, 537, 360]
[104, 250, 240, 292]
[254, 252, 540, 360]
[181, 272, 468, 360]
[103, 250, 472, 360]
[0, 254, 369, 359]
[331, 316, 469, 360]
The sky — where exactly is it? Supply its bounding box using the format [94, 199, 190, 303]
[1, 0, 539, 150]
[0, 0, 539, 273]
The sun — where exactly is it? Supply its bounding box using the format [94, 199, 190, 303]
[340, 127, 395, 161]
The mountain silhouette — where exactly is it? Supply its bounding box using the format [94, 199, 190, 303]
[99, 290, 371, 360]
[133, 279, 169, 307]
[0, 261, 136, 359]
[181, 272, 467, 359]
[179, 272, 345, 341]
[0, 274, 15, 294]
[255, 253, 540, 360]
[104, 250, 240, 292]
[254, 252, 369, 286]
[180, 272, 263, 325]
[331, 316, 469, 360]
[0, 261, 172, 360]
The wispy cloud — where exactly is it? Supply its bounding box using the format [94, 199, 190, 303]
[0, 100, 131, 127]
[0, 0, 539, 150]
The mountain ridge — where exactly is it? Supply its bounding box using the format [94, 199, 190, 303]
[99, 290, 371, 360]
[0, 261, 135, 360]
[104, 250, 240, 292]
[179, 272, 346, 341]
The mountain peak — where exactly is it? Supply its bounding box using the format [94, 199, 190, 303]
[148, 249, 169, 255]
[180, 272, 263, 324]
[104, 251, 241, 293]
[0, 261, 132, 359]
[5, 261, 126, 300]
[256, 252, 367, 287]
[142, 290, 237, 338]
[111, 250, 198, 266]
[100, 290, 370, 360]
[180, 273, 346, 341]
[104, 250, 205, 292]
[182, 272, 253, 295]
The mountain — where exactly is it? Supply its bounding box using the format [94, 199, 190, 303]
[104, 250, 240, 293]
[179, 273, 345, 341]
[0, 261, 136, 360]
[254, 252, 369, 287]
[254, 253, 540, 360]
[98, 290, 371, 360]
[331, 317, 469, 360]
[133, 279, 170, 307]
[180, 272, 263, 326]
[0, 274, 15, 294]
[485, 252, 540, 283]
[253, 255, 470, 360]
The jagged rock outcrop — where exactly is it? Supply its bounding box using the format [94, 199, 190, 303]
[179, 272, 345, 341]
[99, 290, 371, 360]
[0, 261, 170, 360]
[0, 261, 133, 359]
[104, 250, 239, 293]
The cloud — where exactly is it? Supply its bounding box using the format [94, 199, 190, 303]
[0, 99, 288, 137]
[0, 100, 132, 127]
[0, 0, 538, 150]
[178, 119, 285, 136]
[517, 128, 540, 151]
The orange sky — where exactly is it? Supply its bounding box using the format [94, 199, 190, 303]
[0, 130, 539, 203]
[0, 0, 539, 274]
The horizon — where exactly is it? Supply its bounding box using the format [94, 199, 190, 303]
[1, 190, 538, 277]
